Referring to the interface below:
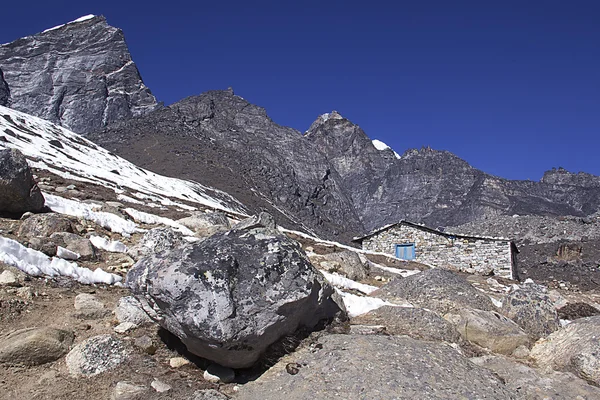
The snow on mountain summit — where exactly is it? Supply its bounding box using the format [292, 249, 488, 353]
[0, 105, 247, 215]
[42, 14, 96, 33]
[372, 139, 401, 159]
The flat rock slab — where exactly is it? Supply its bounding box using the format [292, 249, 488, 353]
[501, 286, 559, 340]
[371, 268, 495, 314]
[236, 334, 517, 400]
[0, 327, 74, 366]
[351, 306, 461, 343]
[471, 355, 600, 400]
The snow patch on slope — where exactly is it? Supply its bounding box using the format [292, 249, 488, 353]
[0, 105, 247, 215]
[42, 14, 96, 33]
[372, 139, 401, 159]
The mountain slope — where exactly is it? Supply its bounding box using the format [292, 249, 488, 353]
[0, 104, 246, 215]
[90, 90, 365, 241]
[0, 15, 158, 134]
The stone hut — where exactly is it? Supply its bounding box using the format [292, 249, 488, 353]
[353, 220, 518, 279]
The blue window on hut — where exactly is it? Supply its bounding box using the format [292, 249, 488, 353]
[395, 243, 415, 260]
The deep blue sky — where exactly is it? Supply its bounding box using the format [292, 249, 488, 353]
[1, 1, 599, 181]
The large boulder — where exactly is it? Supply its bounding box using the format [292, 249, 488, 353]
[0, 149, 44, 213]
[449, 308, 530, 355]
[371, 268, 495, 314]
[501, 286, 560, 340]
[237, 334, 517, 399]
[309, 250, 368, 281]
[0, 327, 74, 366]
[18, 213, 74, 238]
[351, 306, 461, 343]
[126, 222, 345, 368]
[65, 335, 130, 377]
[471, 355, 600, 399]
[127, 227, 183, 260]
[530, 316, 600, 385]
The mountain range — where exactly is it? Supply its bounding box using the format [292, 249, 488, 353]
[2, 15, 600, 242]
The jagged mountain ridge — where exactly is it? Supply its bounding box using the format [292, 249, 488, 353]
[0, 68, 8, 106]
[0, 15, 159, 134]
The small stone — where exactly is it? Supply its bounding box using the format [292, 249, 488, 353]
[151, 379, 171, 393]
[0, 270, 19, 286]
[16, 286, 33, 300]
[134, 335, 157, 355]
[65, 335, 129, 377]
[20, 212, 34, 220]
[111, 381, 147, 400]
[285, 363, 300, 375]
[170, 356, 191, 368]
[511, 345, 530, 359]
[55, 186, 68, 193]
[74, 293, 109, 320]
[66, 184, 76, 190]
[114, 322, 137, 334]
[204, 364, 235, 384]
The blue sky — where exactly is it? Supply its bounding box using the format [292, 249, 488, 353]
[1, 1, 599, 181]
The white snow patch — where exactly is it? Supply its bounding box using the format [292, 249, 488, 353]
[116, 194, 145, 205]
[89, 236, 128, 253]
[56, 246, 80, 261]
[44, 194, 137, 235]
[337, 290, 404, 317]
[0, 237, 121, 285]
[490, 296, 503, 308]
[124, 208, 194, 236]
[42, 15, 95, 33]
[320, 270, 378, 295]
[0, 105, 247, 216]
[372, 139, 401, 159]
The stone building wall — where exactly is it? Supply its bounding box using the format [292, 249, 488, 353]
[362, 224, 514, 278]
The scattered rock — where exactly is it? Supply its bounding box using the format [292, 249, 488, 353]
[56, 245, 80, 260]
[450, 308, 530, 355]
[471, 354, 600, 399]
[114, 296, 155, 326]
[127, 224, 345, 368]
[558, 302, 600, 320]
[0, 148, 45, 213]
[352, 306, 461, 342]
[27, 236, 58, 256]
[0, 269, 19, 286]
[127, 227, 184, 259]
[111, 381, 148, 400]
[114, 322, 137, 334]
[0, 327, 74, 366]
[150, 379, 171, 393]
[371, 269, 495, 314]
[66, 335, 129, 377]
[530, 316, 600, 385]
[178, 211, 231, 237]
[169, 356, 190, 368]
[501, 286, 560, 340]
[18, 213, 74, 238]
[133, 335, 157, 355]
[203, 364, 235, 384]
[51, 232, 96, 260]
[236, 334, 516, 399]
[309, 250, 368, 281]
[74, 293, 109, 320]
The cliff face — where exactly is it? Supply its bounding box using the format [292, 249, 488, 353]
[90, 90, 364, 241]
[0, 15, 158, 134]
[0, 68, 8, 106]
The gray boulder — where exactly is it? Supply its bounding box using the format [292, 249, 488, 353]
[127, 227, 183, 260]
[73, 293, 109, 320]
[0, 67, 9, 106]
[371, 268, 495, 314]
[501, 286, 559, 340]
[0, 149, 44, 213]
[0, 327, 74, 366]
[237, 334, 516, 400]
[449, 308, 530, 355]
[50, 232, 96, 260]
[126, 225, 345, 368]
[352, 306, 461, 343]
[65, 334, 129, 377]
[309, 250, 368, 281]
[471, 354, 600, 400]
[18, 213, 73, 238]
[530, 316, 600, 385]
[114, 296, 155, 326]
[177, 210, 231, 237]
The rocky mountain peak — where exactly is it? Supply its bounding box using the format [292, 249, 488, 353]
[0, 14, 159, 134]
[541, 167, 600, 187]
[0, 68, 8, 106]
[305, 110, 344, 134]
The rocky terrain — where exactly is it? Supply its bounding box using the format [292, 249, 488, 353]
[0, 15, 159, 134]
[0, 68, 8, 107]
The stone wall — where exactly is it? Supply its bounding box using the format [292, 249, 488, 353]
[362, 224, 514, 278]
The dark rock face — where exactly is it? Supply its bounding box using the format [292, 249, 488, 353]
[0, 149, 44, 213]
[126, 220, 345, 368]
[0, 68, 9, 106]
[91, 91, 364, 242]
[0, 15, 158, 134]
[501, 286, 560, 340]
